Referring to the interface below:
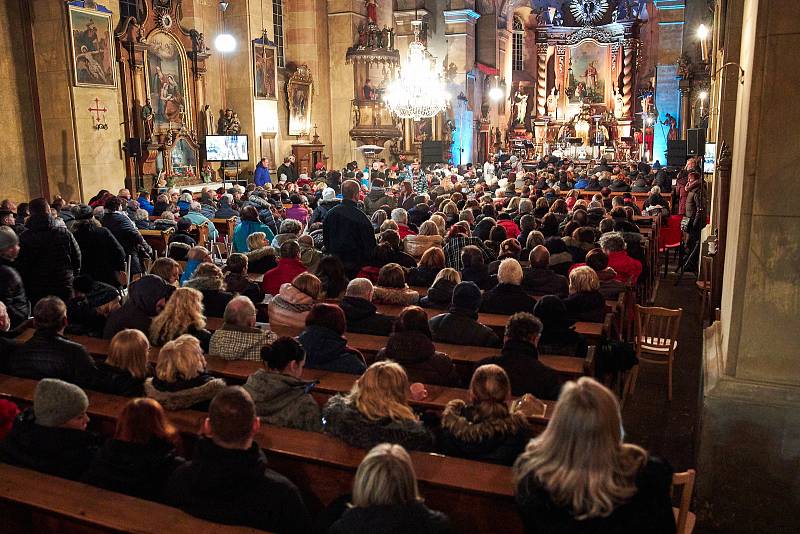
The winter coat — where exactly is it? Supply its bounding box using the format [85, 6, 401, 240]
[376, 331, 461, 387]
[322, 199, 377, 271]
[254, 164, 272, 186]
[406, 266, 440, 288]
[233, 219, 275, 253]
[7, 330, 98, 389]
[214, 201, 239, 220]
[277, 162, 299, 183]
[373, 285, 419, 306]
[243, 370, 322, 432]
[285, 204, 309, 225]
[403, 234, 443, 258]
[322, 394, 434, 451]
[563, 290, 606, 323]
[438, 400, 529, 465]
[429, 308, 500, 348]
[92, 362, 146, 397]
[166, 438, 311, 533]
[144, 374, 226, 411]
[0, 257, 28, 328]
[480, 283, 535, 315]
[223, 272, 265, 304]
[419, 278, 457, 309]
[183, 276, 234, 318]
[298, 325, 366, 374]
[263, 258, 308, 297]
[363, 188, 396, 216]
[137, 196, 155, 215]
[267, 283, 316, 328]
[271, 232, 301, 252]
[84, 438, 185, 499]
[607, 250, 642, 285]
[299, 242, 322, 273]
[183, 212, 218, 242]
[339, 296, 394, 336]
[103, 275, 172, 339]
[478, 339, 562, 399]
[101, 211, 151, 274]
[597, 267, 627, 298]
[538, 326, 588, 358]
[461, 265, 495, 290]
[209, 324, 277, 361]
[516, 456, 675, 534]
[16, 214, 82, 303]
[0, 409, 101, 480]
[309, 198, 340, 225]
[72, 220, 126, 287]
[329, 502, 453, 534]
[522, 267, 568, 298]
[245, 246, 278, 274]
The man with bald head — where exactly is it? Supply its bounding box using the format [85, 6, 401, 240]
[521, 245, 568, 297]
[322, 179, 376, 277]
[209, 296, 277, 361]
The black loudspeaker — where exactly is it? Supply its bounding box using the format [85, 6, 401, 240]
[666, 140, 687, 167]
[687, 128, 706, 156]
[421, 141, 445, 164]
[126, 138, 142, 157]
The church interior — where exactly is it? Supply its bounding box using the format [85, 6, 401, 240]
[0, 0, 798, 532]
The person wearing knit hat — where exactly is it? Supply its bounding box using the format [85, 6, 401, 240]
[0, 378, 100, 480]
[429, 281, 500, 348]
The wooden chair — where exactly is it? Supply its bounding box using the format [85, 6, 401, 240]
[140, 228, 173, 258]
[672, 469, 697, 533]
[626, 305, 682, 401]
[696, 256, 712, 324]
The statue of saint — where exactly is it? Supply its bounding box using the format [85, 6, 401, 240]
[365, 0, 377, 24]
[546, 86, 558, 115]
[141, 98, 154, 140]
[514, 91, 529, 125]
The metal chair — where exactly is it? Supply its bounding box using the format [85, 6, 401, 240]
[626, 304, 683, 401]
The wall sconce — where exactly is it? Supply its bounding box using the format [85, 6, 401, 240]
[697, 24, 710, 63]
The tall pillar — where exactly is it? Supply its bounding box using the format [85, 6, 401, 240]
[620, 39, 637, 118]
[535, 43, 547, 117]
[698, 0, 800, 532]
[678, 79, 692, 139]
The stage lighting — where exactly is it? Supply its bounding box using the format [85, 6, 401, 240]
[488, 86, 504, 102]
[215, 33, 236, 52]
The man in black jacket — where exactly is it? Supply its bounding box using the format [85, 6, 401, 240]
[166, 387, 311, 533]
[16, 198, 82, 305]
[477, 312, 562, 400]
[7, 296, 98, 388]
[0, 227, 28, 328]
[340, 278, 394, 336]
[430, 281, 500, 348]
[103, 274, 172, 339]
[0, 378, 100, 480]
[101, 196, 152, 275]
[480, 258, 535, 315]
[522, 246, 568, 297]
[276, 155, 299, 183]
[323, 180, 377, 278]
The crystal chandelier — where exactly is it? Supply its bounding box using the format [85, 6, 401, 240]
[383, 21, 449, 120]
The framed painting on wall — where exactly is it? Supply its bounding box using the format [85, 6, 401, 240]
[67, 3, 117, 88]
[287, 65, 313, 136]
[254, 42, 278, 99]
[145, 31, 191, 133]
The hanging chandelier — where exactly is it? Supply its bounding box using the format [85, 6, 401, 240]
[383, 21, 449, 120]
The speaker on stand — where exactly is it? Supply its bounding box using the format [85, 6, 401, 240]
[687, 128, 706, 156]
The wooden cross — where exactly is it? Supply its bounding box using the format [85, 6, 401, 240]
[88, 97, 107, 125]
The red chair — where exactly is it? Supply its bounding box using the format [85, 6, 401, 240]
[659, 215, 683, 277]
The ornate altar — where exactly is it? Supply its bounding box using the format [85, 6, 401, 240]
[523, 1, 643, 157]
[115, 0, 210, 189]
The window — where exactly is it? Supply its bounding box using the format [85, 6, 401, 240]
[272, 0, 285, 68]
[119, 0, 140, 20]
[512, 16, 524, 72]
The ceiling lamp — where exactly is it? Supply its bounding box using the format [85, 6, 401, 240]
[383, 21, 449, 121]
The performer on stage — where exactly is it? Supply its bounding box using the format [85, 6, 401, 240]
[661, 113, 678, 141]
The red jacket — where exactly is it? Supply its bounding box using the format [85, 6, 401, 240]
[497, 219, 520, 239]
[607, 251, 642, 285]
[397, 224, 417, 240]
[262, 257, 308, 296]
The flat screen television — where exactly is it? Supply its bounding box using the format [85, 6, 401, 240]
[205, 135, 249, 162]
[703, 142, 716, 174]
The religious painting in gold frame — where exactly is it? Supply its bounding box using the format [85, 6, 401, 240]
[287, 65, 313, 136]
[254, 42, 278, 100]
[144, 31, 193, 133]
[67, 4, 117, 88]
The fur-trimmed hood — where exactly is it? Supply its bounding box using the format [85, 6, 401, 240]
[144, 375, 226, 411]
[184, 276, 224, 291]
[245, 245, 276, 261]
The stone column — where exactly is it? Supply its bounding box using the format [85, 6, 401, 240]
[678, 79, 692, 139]
[698, 0, 800, 532]
[535, 43, 547, 118]
[620, 39, 637, 118]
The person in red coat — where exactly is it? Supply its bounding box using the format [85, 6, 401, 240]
[599, 232, 642, 285]
[262, 240, 307, 296]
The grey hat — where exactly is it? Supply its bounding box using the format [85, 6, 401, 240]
[34, 379, 89, 428]
[0, 226, 18, 250]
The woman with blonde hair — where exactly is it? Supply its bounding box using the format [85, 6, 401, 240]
[419, 267, 461, 309]
[322, 361, 433, 451]
[513, 377, 674, 532]
[267, 271, 321, 328]
[564, 265, 606, 323]
[244, 231, 278, 274]
[439, 364, 529, 465]
[428, 213, 447, 236]
[94, 329, 152, 396]
[150, 257, 181, 286]
[328, 443, 452, 533]
[144, 334, 226, 410]
[403, 220, 444, 258]
[184, 262, 234, 318]
[149, 287, 211, 352]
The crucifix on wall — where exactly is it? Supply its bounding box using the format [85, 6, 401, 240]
[88, 97, 108, 130]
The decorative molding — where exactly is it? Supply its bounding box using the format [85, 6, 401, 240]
[565, 26, 616, 45]
[443, 9, 480, 25]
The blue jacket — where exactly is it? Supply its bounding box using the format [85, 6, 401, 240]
[137, 196, 155, 215]
[254, 165, 272, 187]
[233, 219, 275, 253]
[180, 259, 202, 285]
[574, 179, 589, 189]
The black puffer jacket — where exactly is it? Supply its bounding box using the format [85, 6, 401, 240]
[363, 187, 396, 216]
[339, 296, 394, 336]
[419, 278, 457, 309]
[7, 330, 98, 388]
[92, 362, 147, 397]
[329, 502, 453, 534]
[0, 409, 101, 480]
[480, 283, 536, 315]
[309, 198, 340, 225]
[103, 275, 172, 339]
[16, 214, 82, 304]
[477, 339, 562, 399]
[429, 308, 500, 348]
[72, 219, 126, 287]
[83, 438, 185, 499]
[376, 331, 461, 387]
[0, 257, 28, 328]
[102, 211, 152, 274]
[323, 200, 377, 271]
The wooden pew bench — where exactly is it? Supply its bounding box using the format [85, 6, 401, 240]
[0, 374, 524, 533]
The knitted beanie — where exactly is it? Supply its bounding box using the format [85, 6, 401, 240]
[33, 379, 89, 428]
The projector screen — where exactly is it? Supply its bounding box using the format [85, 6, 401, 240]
[205, 135, 249, 162]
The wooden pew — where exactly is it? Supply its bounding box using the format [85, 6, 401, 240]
[0, 464, 262, 534]
[211, 217, 237, 240]
[0, 374, 524, 533]
[140, 228, 173, 258]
